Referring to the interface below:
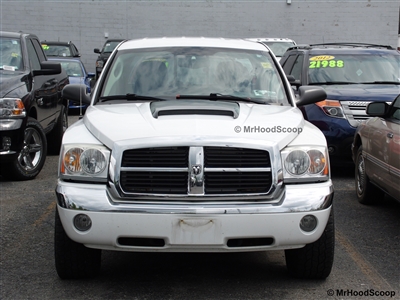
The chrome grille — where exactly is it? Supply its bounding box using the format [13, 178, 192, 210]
[341, 100, 371, 127]
[119, 146, 272, 196]
[341, 101, 392, 127]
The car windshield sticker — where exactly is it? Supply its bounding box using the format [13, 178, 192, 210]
[309, 56, 344, 69]
[42, 44, 49, 50]
[261, 62, 272, 69]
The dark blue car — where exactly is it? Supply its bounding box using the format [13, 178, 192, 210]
[48, 57, 95, 112]
[280, 43, 400, 162]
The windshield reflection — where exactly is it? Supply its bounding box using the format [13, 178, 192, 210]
[101, 47, 289, 105]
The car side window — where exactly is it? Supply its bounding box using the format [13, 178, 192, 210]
[291, 54, 304, 81]
[72, 44, 79, 56]
[389, 96, 400, 121]
[281, 54, 298, 75]
[31, 39, 46, 62]
[26, 39, 41, 70]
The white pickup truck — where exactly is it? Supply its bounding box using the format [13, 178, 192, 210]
[55, 37, 334, 280]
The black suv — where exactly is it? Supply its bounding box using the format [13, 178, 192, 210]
[280, 43, 400, 162]
[41, 40, 80, 58]
[0, 31, 69, 180]
[93, 39, 124, 79]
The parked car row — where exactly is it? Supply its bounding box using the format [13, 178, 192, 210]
[1, 30, 398, 282]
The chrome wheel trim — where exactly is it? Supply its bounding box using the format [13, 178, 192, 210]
[17, 127, 43, 171]
[356, 154, 365, 195]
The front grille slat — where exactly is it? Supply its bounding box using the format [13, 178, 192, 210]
[118, 146, 273, 197]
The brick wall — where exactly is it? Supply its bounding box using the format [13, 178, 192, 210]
[1, 0, 399, 72]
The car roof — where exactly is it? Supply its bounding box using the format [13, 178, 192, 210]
[41, 41, 75, 45]
[118, 37, 271, 51]
[104, 39, 125, 42]
[1, 30, 36, 39]
[287, 43, 397, 54]
[247, 37, 296, 43]
[47, 57, 82, 63]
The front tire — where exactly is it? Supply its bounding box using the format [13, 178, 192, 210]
[4, 118, 47, 181]
[355, 145, 384, 204]
[54, 207, 101, 279]
[285, 208, 335, 279]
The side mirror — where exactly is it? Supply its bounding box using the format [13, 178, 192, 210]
[94, 48, 100, 54]
[296, 86, 327, 107]
[32, 61, 62, 76]
[62, 84, 91, 105]
[366, 102, 388, 117]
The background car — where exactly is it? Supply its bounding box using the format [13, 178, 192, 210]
[352, 94, 400, 204]
[93, 38, 124, 80]
[41, 40, 80, 58]
[0, 31, 69, 180]
[48, 57, 95, 112]
[247, 38, 296, 61]
[280, 43, 400, 163]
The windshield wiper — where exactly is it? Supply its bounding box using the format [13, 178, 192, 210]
[176, 93, 267, 104]
[98, 94, 166, 102]
[309, 81, 358, 85]
[360, 81, 400, 85]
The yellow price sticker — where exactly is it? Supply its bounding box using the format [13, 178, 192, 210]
[309, 55, 335, 61]
[261, 62, 272, 69]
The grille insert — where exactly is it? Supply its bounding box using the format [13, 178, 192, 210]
[120, 171, 188, 194]
[122, 147, 189, 167]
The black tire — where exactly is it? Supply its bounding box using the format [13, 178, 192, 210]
[4, 118, 47, 181]
[54, 207, 101, 279]
[47, 105, 68, 155]
[285, 208, 335, 279]
[355, 145, 384, 204]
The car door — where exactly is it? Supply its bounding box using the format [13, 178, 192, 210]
[386, 96, 400, 200]
[27, 37, 60, 130]
[366, 101, 397, 194]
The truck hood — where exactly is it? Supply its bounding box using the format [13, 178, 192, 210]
[0, 71, 27, 97]
[83, 101, 306, 150]
[322, 84, 400, 102]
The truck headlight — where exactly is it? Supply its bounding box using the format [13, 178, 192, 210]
[0, 98, 26, 118]
[281, 146, 329, 183]
[60, 144, 110, 182]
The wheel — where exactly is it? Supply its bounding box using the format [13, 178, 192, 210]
[54, 207, 101, 279]
[355, 145, 384, 204]
[4, 118, 47, 181]
[47, 105, 68, 155]
[285, 208, 335, 279]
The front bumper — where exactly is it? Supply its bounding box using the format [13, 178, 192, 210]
[0, 119, 24, 158]
[56, 180, 334, 252]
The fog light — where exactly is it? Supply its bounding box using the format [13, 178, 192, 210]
[2, 136, 11, 150]
[73, 214, 92, 231]
[300, 215, 317, 232]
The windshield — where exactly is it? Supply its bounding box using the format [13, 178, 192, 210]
[0, 37, 23, 71]
[263, 42, 295, 57]
[308, 54, 400, 84]
[102, 41, 122, 53]
[101, 47, 289, 105]
[42, 44, 71, 57]
[58, 61, 83, 77]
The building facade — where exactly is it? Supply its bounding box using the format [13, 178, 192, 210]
[1, 0, 399, 72]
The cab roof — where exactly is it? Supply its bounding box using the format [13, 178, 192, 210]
[118, 37, 271, 52]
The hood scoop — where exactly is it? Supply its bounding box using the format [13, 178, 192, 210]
[150, 100, 240, 119]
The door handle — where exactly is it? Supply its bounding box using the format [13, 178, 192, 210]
[387, 133, 393, 139]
